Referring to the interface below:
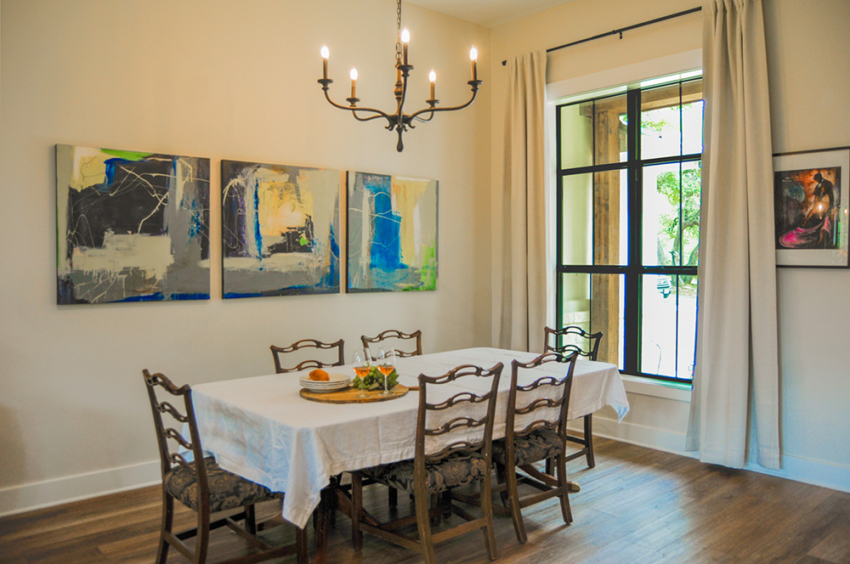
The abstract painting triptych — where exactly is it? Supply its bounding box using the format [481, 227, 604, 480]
[56, 145, 211, 304]
[56, 145, 438, 305]
[347, 172, 438, 293]
[221, 161, 341, 298]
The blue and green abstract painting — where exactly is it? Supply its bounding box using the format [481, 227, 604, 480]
[347, 172, 438, 292]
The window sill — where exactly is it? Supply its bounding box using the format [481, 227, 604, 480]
[620, 374, 692, 402]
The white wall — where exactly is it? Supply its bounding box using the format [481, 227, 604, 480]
[0, 0, 492, 514]
[491, 0, 850, 492]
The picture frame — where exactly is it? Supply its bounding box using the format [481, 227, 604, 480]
[773, 147, 850, 268]
[347, 171, 438, 292]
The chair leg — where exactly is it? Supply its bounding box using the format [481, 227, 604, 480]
[389, 486, 398, 508]
[584, 414, 595, 468]
[430, 493, 441, 526]
[556, 452, 573, 525]
[414, 488, 437, 564]
[480, 475, 498, 561]
[495, 462, 509, 507]
[441, 490, 453, 521]
[351, 473, 364, 551]
[195, 507, 211, 564]
[245, 503, 257, 535]
[545, 457, 553, 476]
[505, 461, 527, 544]
[296, 523, 310, 564]
[155, 492, 173, 564]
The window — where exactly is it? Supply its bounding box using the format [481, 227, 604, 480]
[555, 75, 703, 383]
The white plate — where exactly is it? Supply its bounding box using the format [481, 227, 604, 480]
[302, 385, 350, 394]
[301, 382, 351, 390]
[299, 372, 351, 385]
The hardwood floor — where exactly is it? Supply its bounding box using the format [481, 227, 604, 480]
[1, 438, 848, 563]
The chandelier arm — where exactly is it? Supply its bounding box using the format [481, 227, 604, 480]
[406, 85, 480, 121]
[412, 113, 436, 123]
[350, 111, 393, 123]
[322, 88, 393, 120]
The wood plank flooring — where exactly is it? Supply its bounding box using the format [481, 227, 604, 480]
[1, 438, 848, 563]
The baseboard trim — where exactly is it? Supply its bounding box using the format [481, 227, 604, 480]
[4, 418, 848, 518]
[584, 416, 850, 494]
[0, 459, 161, 518]
[573, 415, 694, 457]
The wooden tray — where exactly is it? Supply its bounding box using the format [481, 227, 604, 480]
[299, 385, 409, 404]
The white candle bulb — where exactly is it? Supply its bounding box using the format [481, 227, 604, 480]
[429, 70, 436, 82]
[350, 68, 358, 81]
[321, 46, 329, 79]
[470, 47, 478, 61]
[401, 29, 410, 43]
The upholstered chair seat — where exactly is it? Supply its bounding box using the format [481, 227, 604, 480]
[493, 428, 563, 468]
[361, 452, 488, 494]
[164, 457, 282, 514]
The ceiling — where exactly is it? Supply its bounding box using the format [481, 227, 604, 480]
[406, 0, 575, 28]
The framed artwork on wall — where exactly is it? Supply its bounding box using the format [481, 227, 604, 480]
[347, 171, 438, 292]
[56, 145, 210, 304]
[221, 160, 341, 298]
[773, 147, 850, 268]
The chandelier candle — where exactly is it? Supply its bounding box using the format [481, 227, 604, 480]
[401, 29, 410, 65]
[317, 0, 483, 152]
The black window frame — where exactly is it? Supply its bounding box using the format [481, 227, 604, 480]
[554, 77, 702, 384]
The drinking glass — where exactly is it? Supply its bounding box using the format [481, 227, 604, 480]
[376, 347, 396, 396]
[352, 348, 371, 398]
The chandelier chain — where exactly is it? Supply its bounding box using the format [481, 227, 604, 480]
[395, 0, 402, 63]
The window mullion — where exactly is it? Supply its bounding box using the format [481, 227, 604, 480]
[555, 102, 563, 334]
[624, 89, 641, 376]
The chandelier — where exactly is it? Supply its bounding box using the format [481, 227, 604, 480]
[318, 0, 483, 152]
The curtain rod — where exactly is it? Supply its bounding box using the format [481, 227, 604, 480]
[501, 6, 702, 66]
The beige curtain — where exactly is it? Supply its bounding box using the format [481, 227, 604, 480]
[492, 51, 547, 352]
[686, 0, 780, 469]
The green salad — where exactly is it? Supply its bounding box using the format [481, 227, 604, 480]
[352, 366, 399, 391]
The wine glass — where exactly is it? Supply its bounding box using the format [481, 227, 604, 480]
[352, 348, 371, 398]
[376, 347, 396, 396]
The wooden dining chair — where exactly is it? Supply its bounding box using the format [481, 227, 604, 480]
[270, 338, 345, 374]
[143, 370, 308, 564]
[360, 329, 422, 357]
[349, 363, 504, 564]
[492, 351, 579, 543]
[543, 325, 603, 468]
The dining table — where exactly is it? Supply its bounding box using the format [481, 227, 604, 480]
[190, 347, 629, 560]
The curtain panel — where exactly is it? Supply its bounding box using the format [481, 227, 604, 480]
[686, 0, 781, 470]
[492, 51, 547, 353]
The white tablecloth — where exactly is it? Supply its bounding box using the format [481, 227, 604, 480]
[191, 347, 629, 528]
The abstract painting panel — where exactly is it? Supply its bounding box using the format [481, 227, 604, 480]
[222, 161, 340, 297]
[773, 148, 850, 267]
[56, 145, 210, 304]
[348, 172, 438, 292]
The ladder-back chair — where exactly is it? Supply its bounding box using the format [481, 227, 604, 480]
[143, 370, 307, 564]
[360, 329, 422, 358]
[270, 338, 345, 374]
[492, 352, 579, 543]
[543, 325, 603, 468]
[350, 363, 504, 564]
